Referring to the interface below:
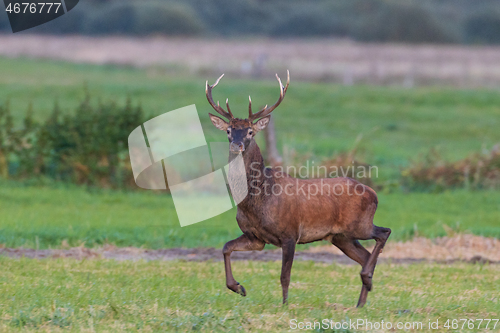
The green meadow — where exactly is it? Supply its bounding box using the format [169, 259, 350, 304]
[1, 56, 500, 182]
[0, 56, 499, 248]
[0, 257, 498, 332]
[0, 56, 499, 333]
[0, 182, 499, 249]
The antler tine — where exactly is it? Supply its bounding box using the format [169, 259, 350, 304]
[206, 74, 233, 119]
[225, 98, 234, 118]
[249, 70, 290, 121]
[213, 73, 224, 87]
[248, 96, 252, 118]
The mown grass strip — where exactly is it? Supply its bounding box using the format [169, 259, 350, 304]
[0, 257, 498, 332]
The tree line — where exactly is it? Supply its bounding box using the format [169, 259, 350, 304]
[1, 0, 500, 44]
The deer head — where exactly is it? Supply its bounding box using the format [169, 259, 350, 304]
[206, 71, 290, 153]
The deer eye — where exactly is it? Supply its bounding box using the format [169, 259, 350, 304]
[226, 129, 231, 134]
[248, 130, 253, 135]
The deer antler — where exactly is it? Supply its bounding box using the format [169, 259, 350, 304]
[206, 74, 234, 119]
[249, 70, 290, 121]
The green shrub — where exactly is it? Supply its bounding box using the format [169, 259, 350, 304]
[0, 94, 144, 189]
[0, 102, 15, 178]
[401, 146, 500, 192]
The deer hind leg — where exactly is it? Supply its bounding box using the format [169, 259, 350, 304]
[223, 234, 265, 297]
[357, 225, 391, 307]
[331, 237, 371, 307]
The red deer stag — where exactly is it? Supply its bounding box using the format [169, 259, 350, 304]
[206, 71, 391, 306]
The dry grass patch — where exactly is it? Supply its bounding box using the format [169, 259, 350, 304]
[309, 234, 500, 262]
[4, 35, 500, 86]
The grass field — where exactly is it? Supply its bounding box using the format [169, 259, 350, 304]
[0, 257, 498, 332]
[0, 53, 499, 332]
[0, 56, 499, 248]
[0, 181, 499, 249]
[1, 56, 500, 183]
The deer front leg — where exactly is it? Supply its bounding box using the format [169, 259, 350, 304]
[223, 234, 265, 297]
[281, 239, 296, 304]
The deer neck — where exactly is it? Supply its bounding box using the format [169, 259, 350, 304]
[228, 139, 270, 208]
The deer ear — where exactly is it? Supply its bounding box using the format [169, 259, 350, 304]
[209, 113, 229, 131]
[253, 115, 271, 132]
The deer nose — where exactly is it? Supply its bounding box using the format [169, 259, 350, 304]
[230, 142, 245, 152]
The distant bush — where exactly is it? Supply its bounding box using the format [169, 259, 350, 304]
[282, 134, 377, 188]
[134, 2, 205, 36]
[268, 4, 348, 37]
[0, 102, 16, 179]
[0, 9, 10, 31]
[0, 94, 144, 189]
[353, 1, 459, 43]
[465, 12, 500, 44]
[401, 146, 500, 191]
[84, 1, 204, 36]
[191, 0, 272, 36]
[319, 151, 375, 188]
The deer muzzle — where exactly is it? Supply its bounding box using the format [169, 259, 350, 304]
[230, 142, 245, 153]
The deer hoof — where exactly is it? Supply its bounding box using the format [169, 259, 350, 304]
[228, 283, 246, 296]
[235, 283, 246, 296]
